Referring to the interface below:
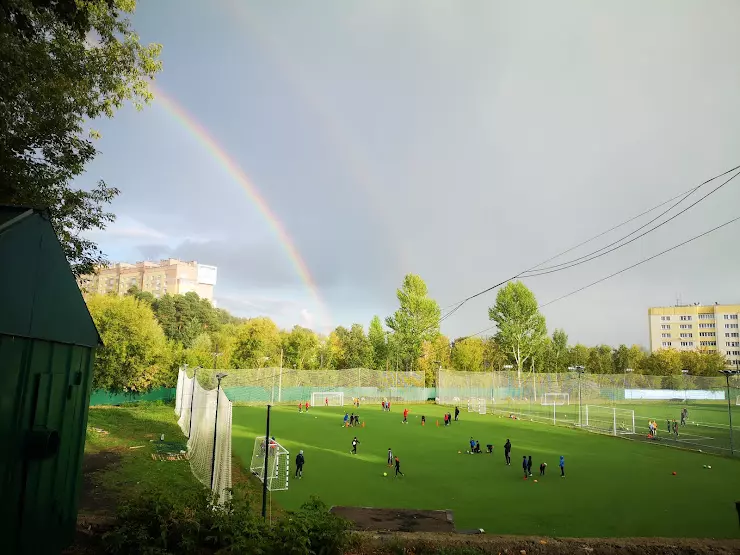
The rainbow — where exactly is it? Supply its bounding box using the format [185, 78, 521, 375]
[152, 87, 331, 329]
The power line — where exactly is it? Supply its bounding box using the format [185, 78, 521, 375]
[462, 214, 740, 340]
[520, 167, 740, 276]
[436, 162, 740, 320]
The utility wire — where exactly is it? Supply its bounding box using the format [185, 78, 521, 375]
[520, 167, 740, 276]
[435, 162, 740, 320]
[462, 214, 740, 339]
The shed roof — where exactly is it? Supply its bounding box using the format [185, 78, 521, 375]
[0, 206, 101, 348]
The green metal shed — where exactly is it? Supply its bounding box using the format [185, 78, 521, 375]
[0, 206, 101, 554]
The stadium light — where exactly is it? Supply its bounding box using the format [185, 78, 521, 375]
[503, 364, 513, 370]
[623, 367, 633, 391]
[211, 373, 229, 490]
[719, 369, 740, 455]
[569, 366, 586, 427]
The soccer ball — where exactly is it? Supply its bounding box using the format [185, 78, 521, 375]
[708, 465, 712, 469]
[533, 479, 538, 483]
[479, 528, 485, 533]
[703, 465, 707, 469]
[383, 472, 387, 477]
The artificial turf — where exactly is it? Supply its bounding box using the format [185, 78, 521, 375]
[231, 402, 740, 538]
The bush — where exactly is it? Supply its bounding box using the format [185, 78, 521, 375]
[103, 487, 351, 555]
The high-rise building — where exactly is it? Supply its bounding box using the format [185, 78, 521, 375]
[648, 303, 740, 367]
[78, 258, 218, 303]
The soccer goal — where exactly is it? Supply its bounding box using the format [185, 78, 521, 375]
[467, 398, 487, 414]
[541, 392, 569, 406]
[250, 436, 290, 491]
[584, 405, 636, 436]
[312, 391, 344, 407]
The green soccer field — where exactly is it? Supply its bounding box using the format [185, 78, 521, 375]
[231, 403, 740, 538]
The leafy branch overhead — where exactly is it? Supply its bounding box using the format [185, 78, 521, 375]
[0, 0, 162, 276]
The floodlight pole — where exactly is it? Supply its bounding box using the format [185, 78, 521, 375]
[210, 373, 228, 491]
[719, 370, 739, 456]
[570, 366, 585, 427]
[262, 404, 272, 519]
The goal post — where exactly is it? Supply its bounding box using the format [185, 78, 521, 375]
[312, 391, 344, 407]
[249, 436, 290, 491]
[479, 398, 487, 415]
[736, 395, 740, 406]
[584, 405, 636, 436]
[541, 392, 569, 406]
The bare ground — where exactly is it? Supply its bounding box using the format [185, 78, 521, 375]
[77, 450, 122, 516]
[331, 506, 455, 533]
[350, 531, 740, 555]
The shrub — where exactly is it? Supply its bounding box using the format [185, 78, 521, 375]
[102, 487, 350, 555]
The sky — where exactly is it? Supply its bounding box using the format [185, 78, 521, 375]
[81, 0, 740, 347]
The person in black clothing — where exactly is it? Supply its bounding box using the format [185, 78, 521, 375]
[474, 441, 481, 453]
[539, 462, 547, 476]
[394, 456, 404, 477]
[522, 456, 528, 478]
[295, 450, 305, 478]
[504, 439, 512, 465]
[527, 455, 533, 476]
[454, 406, 460, 421]
[486, 444, 493, 454]
[351, 436, 359, 454]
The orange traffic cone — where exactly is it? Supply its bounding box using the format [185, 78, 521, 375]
[436, 420, 439, 427]
[422, 420, 425, 426]
[362, 421, 365, 428]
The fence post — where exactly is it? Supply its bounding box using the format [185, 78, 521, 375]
[585, 405, 588, 427]
[553, 401, 556, 426]
[178, 368, 185, 417]
[188, 368, 197, 438]
[613, 407, 617, 436]
[632, 411, 635, 434]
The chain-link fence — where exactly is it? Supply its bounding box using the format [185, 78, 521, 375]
[437, 369, 740, 457]
[190, 366, 434, 404]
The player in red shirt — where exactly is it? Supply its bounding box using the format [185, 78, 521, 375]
[403, 408, 409, 424]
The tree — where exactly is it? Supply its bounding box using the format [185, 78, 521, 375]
[483, 337, 509, 372]
[488, 281, 547, 388]
[550, 329, 568, 373]
[86, 294, 171, 392]
[152, 292, 220, 347]
[368, 315, 388, 370]
[386, 274, 441, 371]
[231, 318, 282, 369]
[417, 334, 452, 386]
[451, 337, 485, 372]
[1, 0, 162, 276]
[332, 324, 372, 368]
[282, 325, 319, 369]
[587, 345, 615, 374]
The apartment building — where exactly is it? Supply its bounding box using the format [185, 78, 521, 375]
[648, 304, 740, 367]
[79, 259, 218, 303]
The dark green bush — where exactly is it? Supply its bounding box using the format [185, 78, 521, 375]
[102, 487, 350, 555]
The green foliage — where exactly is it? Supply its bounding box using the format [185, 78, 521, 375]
[385, 274, 441, 370]
[0, 0, 162, 276]
[151, 292, 220, 348]
[283, 325, 320, 369]
[488, 281, 547, 375]
[87, 294, 171, 392]
[368, 315, 388, 370]
[231, 317, 282, 369]
[451, 337, 485, 372]
[102, 487, 351, 555]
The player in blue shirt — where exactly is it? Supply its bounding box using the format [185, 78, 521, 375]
[559, 455, 565, 477]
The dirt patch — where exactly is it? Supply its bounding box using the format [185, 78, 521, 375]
[352, 531, 740, 555]
[331, 506, 455, 533]
[78, 450, 122, 516]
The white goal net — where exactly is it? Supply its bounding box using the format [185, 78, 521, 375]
[467, 398, 487, 414]
[312, 391, 344, 407]
[736, 395, 740, 406]
[541, 392, 569, 406]
[250, 437, 290, 491]
[584, 405, 635, 436]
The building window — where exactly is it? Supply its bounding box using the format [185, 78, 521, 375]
[661, 324, 670, 330]
[661, 316, 672, 321]
[699, 332, 716, 337]
[680, 341, 694, 347]
[680, 315, 692, 321]
[725, 323, 739, 329]
[698, 313, 714, 320]
[727, 333, 740, 338]
[662, 342, 672, 347]
[661, 333, 671, 338]
[724, 314, 739, 320]
[699, 323, 715, 329]
[728, 342, 740, 347]
[680, 333, 693, 338]
[700, 341, 717, 347]
[679, 324, 692, 329]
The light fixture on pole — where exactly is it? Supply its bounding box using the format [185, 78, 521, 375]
[569, 365, 586, 427]
[719, 369, 739, 456]
[210, 372, 228, 491]
[503, 365, 514, 395]
[623, 367, 633, 391]
[212, 351, 223, 369]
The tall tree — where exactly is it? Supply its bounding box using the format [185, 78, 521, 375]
[368, 315, 388, 370]
[333, 324, 372, 368]
[417, 334, 452, 386]
[231, 318, 282, 369]
[451, 337, 486, 372]
[488, 281, 547, 388]
[386, 274, 441, 370]
[550, 329, 569, 373]
[1, 0, 162, 276]
[86, 294, 171, 392]
[282, 325, 319, 369]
